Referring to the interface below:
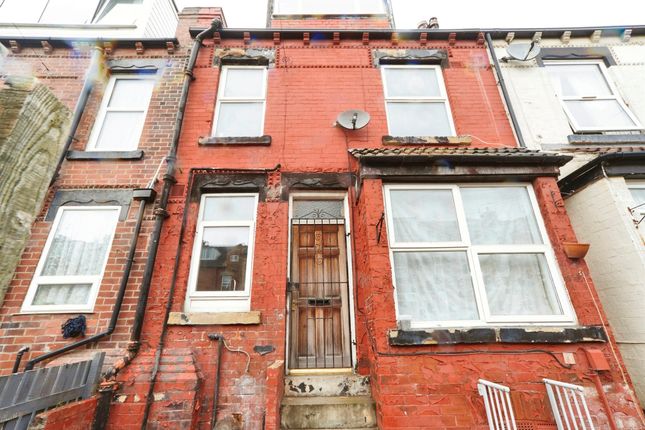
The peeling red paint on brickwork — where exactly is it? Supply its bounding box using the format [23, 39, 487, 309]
[31, 396, 98, 430]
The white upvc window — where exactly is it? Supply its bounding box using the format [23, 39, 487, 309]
[86, 75, 155, 151]
[545, 61, 642, 133]
[186, 194, 258, 312]
[381, 65, 455, 137]
[0, 0, 141, 25]
[92, 0, 143, 25]
[213, 66, 267, 138]
[274, 0, 386, 15]
[628, 183, 645, 215]
[21, 206, 120, 313]
[384, 184, 575, 328]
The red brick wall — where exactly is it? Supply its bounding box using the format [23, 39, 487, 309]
[0, 43, 190, 372]
[31, 396, 98, 430]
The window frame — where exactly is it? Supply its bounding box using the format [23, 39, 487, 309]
[185, 193, 259, 312]
[380, 64, 456, 137]
[273, 0, 387, 15]
[86, 74, 155, 152]
[212, 66, 268, 138]
[383, 183, 575, 328]
[21, 206, 120, 314]
[544, 60, 642, 133]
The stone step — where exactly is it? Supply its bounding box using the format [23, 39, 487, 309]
[281, 395, 377, 429]
[284, 374, 371, 397]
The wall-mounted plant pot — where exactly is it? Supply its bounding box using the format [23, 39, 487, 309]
[563, 242, 590, 259]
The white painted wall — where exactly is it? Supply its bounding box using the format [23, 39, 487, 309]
[0, 0, 177, 39]
[565, 177, 645, 406]
[494, 35, 645, 151]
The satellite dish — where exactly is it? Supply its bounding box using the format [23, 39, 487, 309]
[336, 110, 370, 130]
[505, 42, 541, 61]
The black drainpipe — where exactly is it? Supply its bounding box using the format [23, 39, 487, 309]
[129, 19, 223, 347]
[485, 32, 526, 148]
[24, 189, 155, 371]
[50, 46, 103, 186]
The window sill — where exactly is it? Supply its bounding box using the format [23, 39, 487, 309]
[66, 150, 144, 160]
[167, 311, 261, 326]
[198, 136, 271, 146]
[382, 135, 472, 145]
[388, 326, 607, 346]
[567, 134, 645, 145]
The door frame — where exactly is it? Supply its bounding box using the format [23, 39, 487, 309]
[285, 191, 357, 374]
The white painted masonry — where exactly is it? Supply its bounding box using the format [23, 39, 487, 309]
[564, 177, 645, 406]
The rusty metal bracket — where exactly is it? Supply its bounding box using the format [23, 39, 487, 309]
[376, 212, 385, 244]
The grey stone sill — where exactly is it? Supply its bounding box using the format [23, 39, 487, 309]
[567, 134, 645, 145]
[388, 326, 607, 346]
[167, 311, 261, 326]
[382, 135, 472, 145]
[67, 150, 144, 160]
[198, 135, 271, 146]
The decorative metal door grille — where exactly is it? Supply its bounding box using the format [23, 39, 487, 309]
[477, 379, 518, 430]
[289, 204, 351, 370]
[544, 379, 595, 430]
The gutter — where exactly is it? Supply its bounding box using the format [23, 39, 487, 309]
[558, 151, 645, 195]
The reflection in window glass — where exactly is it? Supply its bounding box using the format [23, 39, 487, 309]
[196, 227, 249, 292]
[94, 0, 143, 25]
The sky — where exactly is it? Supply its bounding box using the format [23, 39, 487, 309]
[175, 0, 645, 29]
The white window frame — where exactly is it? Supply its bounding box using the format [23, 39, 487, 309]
[627, 182, 645, 216]
[273, 0, 386, 15]
[21, 206, 120, 314]
[381, 64, 456, 137]
[545, 60, 642, 133]
[86, 74, 155, 151]
[212, 66, 268, 138]
[383, 183, 575, 328]
[185, 193, 258, 312]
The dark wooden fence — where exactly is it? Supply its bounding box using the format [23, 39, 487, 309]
[0, 352, 104, 429]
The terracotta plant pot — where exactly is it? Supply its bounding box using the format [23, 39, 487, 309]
[562, 242, 590, 259]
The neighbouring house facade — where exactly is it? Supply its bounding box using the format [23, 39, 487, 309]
[492, 27, 645, 409]
[0, 0, 209, 425]
[0, 1, 644, 430]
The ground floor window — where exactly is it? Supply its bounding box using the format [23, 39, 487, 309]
[383, 184, 575, 328]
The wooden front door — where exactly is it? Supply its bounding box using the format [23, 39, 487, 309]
[288, 200, 352, 370]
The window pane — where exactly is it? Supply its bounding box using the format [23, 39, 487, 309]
[393, 251, 478, 321]
[203, 196, 255, 221]
[564, 100, 637, 130]
[32, 284, 92, 305]
[462, 187, 542, 245]
[108, 79, 154, 109]
[0, 0, 47, 22]
[39, 0, 99, 24]
[386, 102, 452, 136]
[389, 189, 460, 243]
[215, 102, 264, 137]
[94, 111, 145, 150]
[292, 200, 343, 219]
[94, 0, 143, 25]
[629, 187, 645, 213]
[384, 68, 441, 98]
[479, 253, 562, 316]
[275, 0, 385, 15]
[546, 64, 612, 97]
[196, 227, 249, 292]
[223, 69, 265, 98]
[41, 210, 118, 277]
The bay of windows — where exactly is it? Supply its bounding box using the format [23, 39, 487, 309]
[384, 184, 574, 328]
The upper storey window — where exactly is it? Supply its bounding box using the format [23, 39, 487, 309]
[545, 61, 642, 133]
[87, 75, 155, 151]
[213, 66, 268, 138]
[274, 0, 386, 15]
[0, 0, 142, 25]
[381, 65, 456, 137]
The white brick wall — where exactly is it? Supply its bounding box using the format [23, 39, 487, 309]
[565, 177, 645, 406]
